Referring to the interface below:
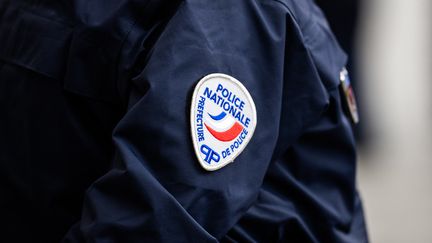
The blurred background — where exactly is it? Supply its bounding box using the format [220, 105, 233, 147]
[319, 0, 432, 242]
[357, 0, 432, 242]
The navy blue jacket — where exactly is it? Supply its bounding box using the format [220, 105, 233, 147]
[0, 0, 368, 242]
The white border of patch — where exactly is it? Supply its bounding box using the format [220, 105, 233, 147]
[190, 73, 257, 171]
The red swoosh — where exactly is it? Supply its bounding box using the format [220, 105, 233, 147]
[205, 122, 243, 142]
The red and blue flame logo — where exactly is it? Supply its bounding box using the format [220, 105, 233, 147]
[204, 111, 243, 142]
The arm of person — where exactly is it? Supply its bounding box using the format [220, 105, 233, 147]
[63, 0, 342, 242]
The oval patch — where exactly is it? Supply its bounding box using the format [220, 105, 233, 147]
[190, 73, 257, 171]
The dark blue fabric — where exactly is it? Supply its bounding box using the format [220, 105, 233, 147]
[0, 0, 368, 242]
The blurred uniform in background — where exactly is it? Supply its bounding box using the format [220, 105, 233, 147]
[0, 0, 368, 242]
[315, 0, 367, 142]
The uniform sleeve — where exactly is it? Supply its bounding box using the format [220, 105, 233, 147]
[63, 1, 333, 242]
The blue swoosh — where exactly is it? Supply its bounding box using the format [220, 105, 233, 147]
[208, 111, 227, 121]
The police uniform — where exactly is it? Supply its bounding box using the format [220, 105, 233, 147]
[0, 0, 368, 242]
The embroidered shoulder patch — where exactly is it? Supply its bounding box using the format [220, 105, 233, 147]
[190, 73, 257, 171]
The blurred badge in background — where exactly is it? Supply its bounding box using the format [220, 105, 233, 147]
[340, 68, 360, 124]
